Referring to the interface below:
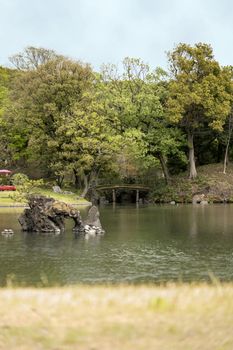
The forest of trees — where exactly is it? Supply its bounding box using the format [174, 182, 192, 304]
[1, 43, 233, 195]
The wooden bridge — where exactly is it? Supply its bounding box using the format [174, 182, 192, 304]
[95, 184, 150, 203]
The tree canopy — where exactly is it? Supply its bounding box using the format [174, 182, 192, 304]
[167, 43, 233, 178]
[0, 43, 233, 193]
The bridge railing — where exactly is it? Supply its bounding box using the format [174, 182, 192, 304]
[95, 184, 150, 191]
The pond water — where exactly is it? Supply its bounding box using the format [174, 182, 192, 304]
[0, 204, 233, 286]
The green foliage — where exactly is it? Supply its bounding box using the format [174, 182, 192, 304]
[1, 43, 233, 192]
[167, 43, 233, 178]
[9, 54, 94, 175]
[100, 58, 182, 181]
[10, 175, 44, 203]
[0, 66, 15, 167]
[52, 100, 122, 181]
[11, 173, 29, 185]
[100, 57, 166, 131]
[0, 67, 9, 116]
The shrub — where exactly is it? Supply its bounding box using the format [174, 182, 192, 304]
[10, 173, 44, 203]
[11, 173, 29, 186]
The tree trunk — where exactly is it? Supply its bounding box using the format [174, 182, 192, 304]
[188, 131, 197, 179]
[223, 114, 233, 174]
[223, 149, 229, 174]
[56, 175, 64, 188]
[81, 169, 100, 198]
[158, 152, 170, 185]
[217, 141, 224, 163]
[81, 174, 90, 198]
[73, 169, 81, 189]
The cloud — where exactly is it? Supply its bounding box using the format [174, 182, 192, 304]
[0, 0, 233, 69]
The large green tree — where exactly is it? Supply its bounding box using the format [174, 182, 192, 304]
[9, 48, 121, 192]
[0, 66, 17, 167]
[52, 97, 122, 195]
[100, 58, 185, 183]
[167, 43, 232, 179]
[9, 51, 94, 180]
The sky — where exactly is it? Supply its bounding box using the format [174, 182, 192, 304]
[0, 0, 233, 70]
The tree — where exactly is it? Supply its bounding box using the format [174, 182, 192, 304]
[101, 58, 164, 130]
[9, 46, 59, 71]
[223, 112, 233, 174]
[0, 67, 9, 117]
[146, 125, 186, 182]
[100, 58, 185, 183]
[52, 99, 122, 196]
[167, 43, 232, 179]
[9, 51, 122, 193]
[0, 66, 16, 167]
[9, 53, 94, 181]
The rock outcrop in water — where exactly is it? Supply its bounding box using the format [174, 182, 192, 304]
[82, 205, 105, 235]
[18, 195, 104, 235]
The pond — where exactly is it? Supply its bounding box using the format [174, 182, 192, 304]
[0, 204, 233, 286]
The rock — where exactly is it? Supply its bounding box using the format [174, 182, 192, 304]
[1, 228, 14, 237]
[83, 206, 102, 229]
[18, 195, 105, 235]
[52, 186, 62, 193]
[52, 186, 73, 195]
[200, 200, 208, 205]
[19, 195, 83, 233]
[83, 224, 105, 235]
[192, 193, 205, 204]
[86, 227, 97, 236]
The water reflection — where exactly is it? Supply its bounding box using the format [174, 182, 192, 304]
[0, 204, 233, 285]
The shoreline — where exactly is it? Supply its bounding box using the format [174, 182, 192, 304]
[1, 201, 233, 208]
[0, 202, 92, 208]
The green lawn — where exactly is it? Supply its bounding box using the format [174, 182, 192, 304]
[0, 191, 20, 206]
[0, 189, 91, 206]
[0, 284, 232, 349]
[39, 188, 90, 205]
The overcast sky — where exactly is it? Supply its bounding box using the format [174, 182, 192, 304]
[0, 0, 233, 70]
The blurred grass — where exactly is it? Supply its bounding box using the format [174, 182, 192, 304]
[0, 284, 233, 349]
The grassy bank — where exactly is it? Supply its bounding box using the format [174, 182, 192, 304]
[0, 188, 91, 206]
[153, 163, 233, 203]
[0, 284, 232, 349]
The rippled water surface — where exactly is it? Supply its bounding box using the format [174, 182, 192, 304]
[1, 204, 233, 286]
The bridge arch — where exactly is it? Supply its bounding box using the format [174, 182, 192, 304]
[95, 185, 150, 203]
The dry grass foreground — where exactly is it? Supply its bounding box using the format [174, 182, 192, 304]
[0, 284, 233, 349]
